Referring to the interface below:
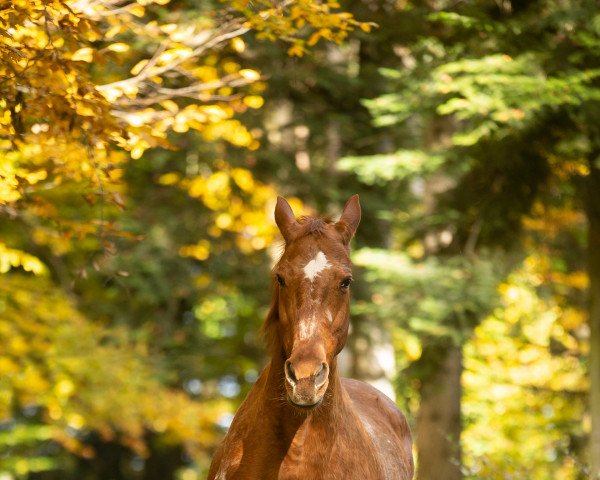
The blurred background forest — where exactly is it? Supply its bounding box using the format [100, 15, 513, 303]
[1, 0, 599, 479]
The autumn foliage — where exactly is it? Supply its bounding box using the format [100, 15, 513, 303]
[0, 0, 368, 477]
[1, 0, 597, 479]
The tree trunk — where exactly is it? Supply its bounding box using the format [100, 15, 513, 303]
[415, 116, 463, 479]
[417, 345, 462, 480]
[586, 161, 600, 478]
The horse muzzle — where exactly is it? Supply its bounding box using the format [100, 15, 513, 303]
[284, 359, 329, 409]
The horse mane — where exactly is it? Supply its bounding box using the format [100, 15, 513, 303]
[261, 289, 282, 357]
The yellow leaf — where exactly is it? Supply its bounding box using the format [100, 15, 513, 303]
[131, 146, 145, 159]
[126, 113, 145, 127]
[129, 4, 145, 17]
[202, 105, 228, 120]
[187, 177, 206, 197]
[173, 115, 190, 132]
[223, 61, 240, 74]
[231, 37, 246, 53]
[24, 170, 47, 185]
[243, 95, 264, 109]
[404, 335, 422, 361]
[160, 100, 179, 113]
[179, 242, 210, 261]
[287, 44, 305, 57]
[239, 69, 261, 81]
[215, 213, 232, 229]
[76, 104, 96, 116]
[157, 48, 193, 65]
[0, 357, 19, 374]
[67, 413, 85, 430]
[206, 172, 229, 194]
[71, 47, 94, 62]
[307, 32, 321, 47]
[158, 172, 180, 185]
[160, 23, 178, 33]
[130, 59, 149, 76]
[0, 243, 47, 275]
[231, 168, 254, 192]
[107, 43, 130, 52]
[122, 83, 139, 99]
[55, 379, 75, 398]
[106, 25, 122, 39]
[99, 86, 123, 102]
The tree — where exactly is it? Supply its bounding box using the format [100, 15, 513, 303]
[347, 0, 600, 476]
[0, 0, 371, 477]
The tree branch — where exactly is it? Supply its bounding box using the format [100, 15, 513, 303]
[97, 22, 250, 94]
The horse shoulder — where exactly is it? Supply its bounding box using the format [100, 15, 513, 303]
[207, 366, 272, 479]
[207, 406, 248, 480]
[342, 378, 414, 480]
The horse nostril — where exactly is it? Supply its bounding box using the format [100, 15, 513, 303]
[315, 362, 328, 387]
[285, 361, 297, 386]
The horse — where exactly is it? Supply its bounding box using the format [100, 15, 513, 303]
[208, 195, 414, 480]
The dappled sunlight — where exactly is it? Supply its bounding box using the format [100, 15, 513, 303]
[463, 258, 588, 478]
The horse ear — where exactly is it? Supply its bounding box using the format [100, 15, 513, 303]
[336, 194, 361, 244]
[275, 196, 298, 243]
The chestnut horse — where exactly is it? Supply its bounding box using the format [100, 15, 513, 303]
[208, 195, 413, 480]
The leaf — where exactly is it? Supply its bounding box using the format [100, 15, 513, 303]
[287, 43, 306, 57]
[243, 95, 264, 109]
[239, 69, 261, 80]
[107, 43, 130, 52]
[0, 243, 47, 275]
[70, 48, 94, 62]
[230, 37, 246, 52]
[130, 59, 149, 75]
[307, 32, 321, 47]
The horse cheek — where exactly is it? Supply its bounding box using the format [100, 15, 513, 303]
[333, 322, 349, 355]
[332, 303, 350, 355]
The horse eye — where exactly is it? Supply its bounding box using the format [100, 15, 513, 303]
[276, 274, 286, 287]
[339, 277, 352, 290]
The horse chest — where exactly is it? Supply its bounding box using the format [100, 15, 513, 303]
[275, 424, 380, 480]
[277, 433, 328, 480]
[278, 452, 323, 480]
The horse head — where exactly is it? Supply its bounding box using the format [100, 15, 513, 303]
[266, 195, 361, 410]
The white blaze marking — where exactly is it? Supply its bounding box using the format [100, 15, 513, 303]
[326, 310, 333, 324]
[297, 252, 332, 340]
[298, 314, 317, 340]
[303, 251, 331, 282]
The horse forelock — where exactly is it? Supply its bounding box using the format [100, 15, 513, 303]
[295, 216, 337, 239]
[285, 216, 351, 264]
